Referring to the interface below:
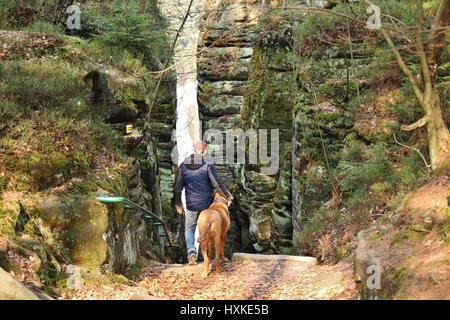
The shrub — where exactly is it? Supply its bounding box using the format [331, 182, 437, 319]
[249, 9, 303, 48]
[385, 77, 424, 125]
[84, 41, 151, 78]
[296, 207, 342, 253]
[66, 5, 113, 38]
[96, 0, 169, 69]
[338, 141, 394, 194]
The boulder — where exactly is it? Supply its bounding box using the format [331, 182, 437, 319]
[354, 228, 402, 300]
[37, 195, 109, 267]
[271, 145, 293, 252]
[84, 69, 147, 124]
[0, 267, 40, 300]
[32, 164, 150, 272]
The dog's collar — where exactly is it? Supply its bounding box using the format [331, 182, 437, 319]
[214, 197, 228, 204]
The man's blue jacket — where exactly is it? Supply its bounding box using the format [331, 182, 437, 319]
[174, 154, 230, 212]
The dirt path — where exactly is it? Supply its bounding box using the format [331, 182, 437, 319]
[60, 259, 357, 300]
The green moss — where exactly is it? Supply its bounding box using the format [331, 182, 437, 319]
[69, 178, 99, 195]
[94, 166, 128, 196]
[333, 245, 352, 264]
[437, 212, 449, 247]
[389, 229, 418, 246]
[0, 250, 23, 275]
[106, 272, 133, 286]
[12, 237, 66, 297]
[124, 256, 147, 280]
[0, 204, 17, 237]
[369, 230, 387, 240]
[77, 268, 130, 287]
[316, 81, 363, 107]
[241, 45, 296, 169]
[49, 155, 71, 170]
[390, 267, 408, 295]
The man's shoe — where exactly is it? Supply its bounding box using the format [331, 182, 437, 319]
[188, 252, 197, 265]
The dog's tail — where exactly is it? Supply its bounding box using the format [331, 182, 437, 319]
[197, 217, 212, 243]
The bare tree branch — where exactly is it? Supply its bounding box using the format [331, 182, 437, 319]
[393, 133, 431, 173]
[416, 0, 432, 97]
[279, 6, 405, 34]
[146, 0, 195, 124]
[380, 27, 425, 105]
[400, 116, 429, 131]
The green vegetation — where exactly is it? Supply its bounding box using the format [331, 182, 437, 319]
[0, 0, 55, 28]
[389, 229, 417, 246]
[275, 0, 444, 261]
[0, 0, 174, 195]
[249, 9, 303, 48]
[124, 256, 148, 280]
[0, 58, 125, 192]
[96, 1, 168, 68]
[0, 0, 173, 294]
[0, 0, 448, 300]
[436, 210, 449, 247]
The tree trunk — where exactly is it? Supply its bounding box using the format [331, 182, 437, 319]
[401, 0, 450, 171]
[53, 0, 74, 27]
[426, 90, 450, 170]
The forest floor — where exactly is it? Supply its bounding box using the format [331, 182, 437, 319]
[57, 258, 357, 300]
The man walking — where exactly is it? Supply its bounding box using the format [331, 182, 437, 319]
[174, 141, 232, 265]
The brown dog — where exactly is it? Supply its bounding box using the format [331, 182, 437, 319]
[197, 191, 232, 278]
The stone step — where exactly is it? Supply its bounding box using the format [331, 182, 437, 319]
[231, 253, 317, 266]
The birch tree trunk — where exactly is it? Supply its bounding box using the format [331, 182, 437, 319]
[160, 0, 207, 164]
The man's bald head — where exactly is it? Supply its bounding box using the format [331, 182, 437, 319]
[194, 141, 207, 155]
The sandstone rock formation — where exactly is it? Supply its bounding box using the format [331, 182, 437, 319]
[0, 267, 40, 300]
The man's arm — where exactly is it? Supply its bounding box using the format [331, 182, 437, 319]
[174, 165, 184, 213]
[207, 163, 231, 201]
